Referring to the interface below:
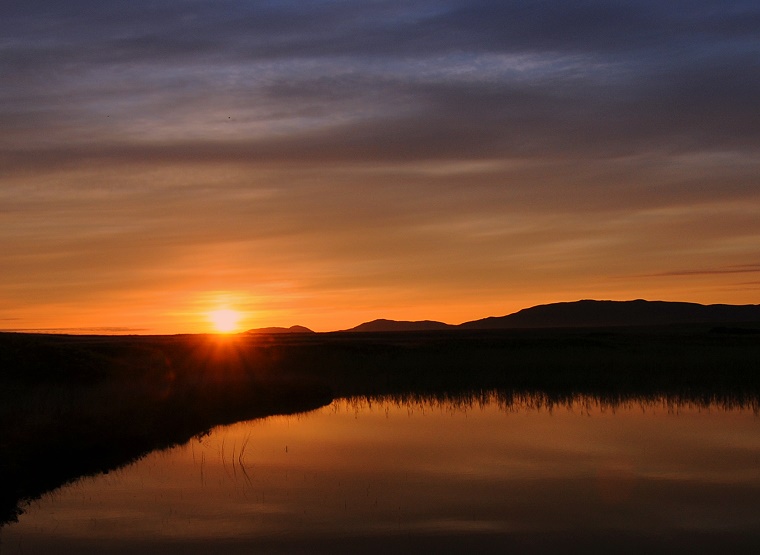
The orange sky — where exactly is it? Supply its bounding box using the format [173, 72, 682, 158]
[2, 2, 759, 334]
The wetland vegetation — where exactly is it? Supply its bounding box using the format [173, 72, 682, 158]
[2, 322, 759, 525]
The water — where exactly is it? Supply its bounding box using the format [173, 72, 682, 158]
[3, 393, 760, 554]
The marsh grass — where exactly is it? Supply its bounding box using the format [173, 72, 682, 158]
[1, 324, 758, 524]
[0, 333, 332, 524]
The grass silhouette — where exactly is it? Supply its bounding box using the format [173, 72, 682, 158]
[1, 323, 759, 523]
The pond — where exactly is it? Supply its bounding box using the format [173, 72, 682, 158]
[2, 393, 760, 554]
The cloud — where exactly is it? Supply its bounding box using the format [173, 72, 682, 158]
[645, 264, 760, 278]
[2, 1, 759, 329]
[3, 2, 759, 149]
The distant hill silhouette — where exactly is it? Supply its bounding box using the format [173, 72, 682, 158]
[346, 319, 454, 332]
[459, 300, 760, 329]
[246, 325, 314, 334]
[342, 300, 760, 332]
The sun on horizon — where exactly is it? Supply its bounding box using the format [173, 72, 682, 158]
[208, 309, 242, 334]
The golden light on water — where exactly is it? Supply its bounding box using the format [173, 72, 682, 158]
[208, 309, 242, 333]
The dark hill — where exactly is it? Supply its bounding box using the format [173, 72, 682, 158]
[346, 319, 454, 333]
[246, 325, 314, 334]
[460, 299, 760, 329]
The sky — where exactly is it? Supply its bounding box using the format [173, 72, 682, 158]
[2, 0, 759, 333]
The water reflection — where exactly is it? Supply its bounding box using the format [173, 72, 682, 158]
[3, 393, 760, 554]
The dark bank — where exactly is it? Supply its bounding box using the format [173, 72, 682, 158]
[1, 322, 760, 525]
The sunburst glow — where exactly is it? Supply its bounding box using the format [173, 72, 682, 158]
[208, 309, 242, 333]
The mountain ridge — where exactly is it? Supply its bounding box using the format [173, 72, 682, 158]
[344, 300, 760, 332]
[345, 319, 454, 333]
[246, 325, 315, 335]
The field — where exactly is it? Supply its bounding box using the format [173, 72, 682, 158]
[1, 324, 759, 524]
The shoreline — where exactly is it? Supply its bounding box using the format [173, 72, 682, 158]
[2, 325, 759, 524]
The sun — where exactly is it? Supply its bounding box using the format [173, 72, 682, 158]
[208, 309, 242, 333]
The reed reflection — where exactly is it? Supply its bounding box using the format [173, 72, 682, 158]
[4, 390, 760, 554]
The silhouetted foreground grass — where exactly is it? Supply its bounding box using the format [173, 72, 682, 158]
[271, 325, 760, 400]
[1, 324, 759, 524]
[0, 333, 332, 524]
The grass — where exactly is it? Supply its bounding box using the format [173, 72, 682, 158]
[1, 323, 759, 524]
[0, 333, 332, 524]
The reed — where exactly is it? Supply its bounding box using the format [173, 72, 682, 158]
[2, 324, 759, 524]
